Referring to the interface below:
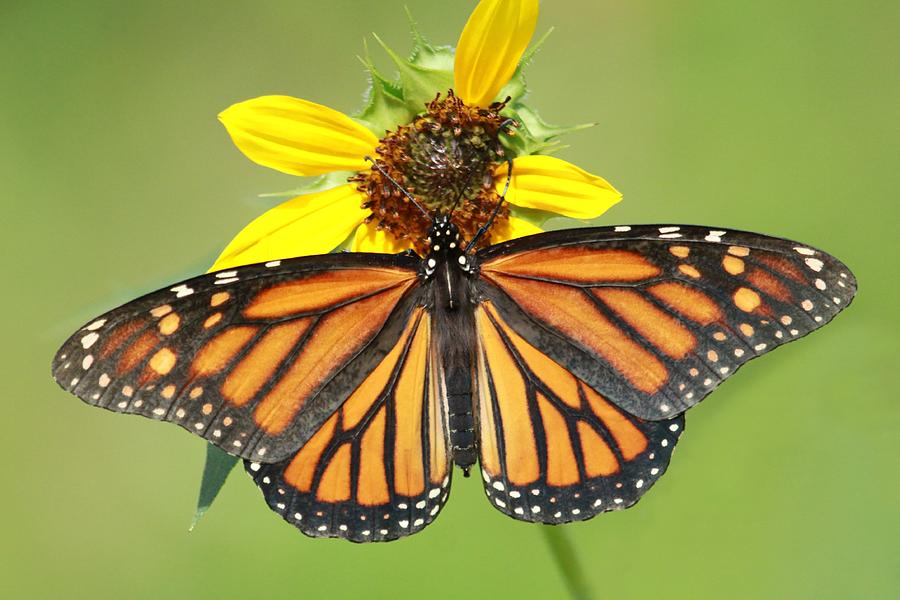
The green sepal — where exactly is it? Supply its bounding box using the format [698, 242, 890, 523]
[404, 8, 455, 73]
[355, 41, 417, 136]
[502, 103, 595, 157]
[189, 443, 239, 531]
[258, 171, 356, 199]
[497, 28, 554, 105]
[371, 33, 453, 114]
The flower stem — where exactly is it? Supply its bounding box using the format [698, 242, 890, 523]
[541, 525, 593, 600]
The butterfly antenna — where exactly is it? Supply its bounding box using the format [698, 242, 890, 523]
[466, 158, 513, 252]
[365, 156, 432, 222]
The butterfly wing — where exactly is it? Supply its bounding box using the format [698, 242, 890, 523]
[52, 253, 424, 463]
[244, 308, 453, 541]
[475, 301, 683, 522]
[476, 224, 857, 420]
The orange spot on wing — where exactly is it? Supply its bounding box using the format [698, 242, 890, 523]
[483, 247, 661, 283]
[283, 413, 336, 493]
[253, 284, 412, 435]
[221, 319, 311, 407]
[116, 330, 158, 374]
[203, 313, 222, 329]
[747, 268, 792, 302]
[734, 287, 761, 312]
[485, 275, 668, 394]
[476, 306, 539, 485]
[728, 246, 750, 257]
[577, 421, 619, 477]
[648, 282, 723, 325]
[669, 246, 690, 258]
[243, 269, 415, 318]
[580, 383, 647, 460]
[150, 305, 172, 318]
[148, 348, 176, 375]
[678, 264, 701, 279]
[190, 326, 258, 377]
[357, 406, 390, 506]
[536, 394, 580, 487]
[392, 315, 429, 497]
[157, 313, 180, 335]
[316, 443, 352, 503]
[722, 255, 745, 275]
[593, 288, 696, 359]
[210, 292, 230, 307]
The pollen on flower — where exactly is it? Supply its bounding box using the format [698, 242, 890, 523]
[351, 91, 511, 253]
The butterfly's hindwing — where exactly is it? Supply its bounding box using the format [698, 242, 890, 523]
[245, 309, 453, 541]
[474, 301, 683, 522]
[52, 253, 423, 462]
[477, 224, 857, 420]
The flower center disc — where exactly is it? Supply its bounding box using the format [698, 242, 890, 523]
[353, 91, 510, 253]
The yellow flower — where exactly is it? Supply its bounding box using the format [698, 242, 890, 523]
[212, 0, 621, 270]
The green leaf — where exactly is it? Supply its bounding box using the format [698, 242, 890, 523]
[189, 443, 238, 531]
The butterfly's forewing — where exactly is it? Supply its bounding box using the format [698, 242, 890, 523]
[476, 225, 857, 421]
[51, 254, 423, 463]
[244, 309, 453, 541]
[474, 301, 683, 522]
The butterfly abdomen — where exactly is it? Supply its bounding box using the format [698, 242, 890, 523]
[430, 272, 478, 474]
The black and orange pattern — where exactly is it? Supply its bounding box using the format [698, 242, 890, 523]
[476, 302, 683, 521]
[245, 310, 453, 541]
[52, 254, 422, 463]
[52, 222, 856, 541]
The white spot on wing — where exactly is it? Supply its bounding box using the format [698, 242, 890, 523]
[614, 226, 631, 232]
[85, 319, 106, 331]
[805, 258, 824, 272]
[81, 332, 99, 349]
[171, 284, 194, 298]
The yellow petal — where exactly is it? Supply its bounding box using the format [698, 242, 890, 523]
[219, 95, 378, 177]
[211, 184, 367, 270]
[454, 0, 539, 107]
[498, 155, 622, 220]
[490, 214, 543, 244]
[351, 220, 415, 254]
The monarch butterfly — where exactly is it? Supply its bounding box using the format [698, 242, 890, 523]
[52, 213, 856, 542]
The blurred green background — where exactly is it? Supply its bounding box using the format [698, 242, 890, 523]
[2, 1, 898, 598]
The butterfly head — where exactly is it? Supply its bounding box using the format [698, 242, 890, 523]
[422, 214, 472, 278]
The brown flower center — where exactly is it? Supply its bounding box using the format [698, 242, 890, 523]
[351, 91, 510, 253]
